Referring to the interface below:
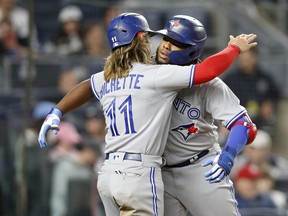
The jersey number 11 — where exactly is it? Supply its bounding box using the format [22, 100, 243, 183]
[106, 95, 137, 136]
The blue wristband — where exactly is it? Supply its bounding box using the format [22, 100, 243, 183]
[218, 151, 234, 175]
[49, 107, 63, 117]
[224, 116, 249, 158]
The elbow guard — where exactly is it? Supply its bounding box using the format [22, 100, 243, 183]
[231, 115, 257, 145]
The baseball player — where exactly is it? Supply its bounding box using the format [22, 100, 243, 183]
[38, 13, 257, 216]
[155, 15, 257, 216]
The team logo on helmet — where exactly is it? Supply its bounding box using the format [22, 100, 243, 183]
[169, 19, 180, 29]
[171, 122, 199, 141]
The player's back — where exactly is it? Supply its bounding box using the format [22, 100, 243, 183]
[90, 62, 195, 156]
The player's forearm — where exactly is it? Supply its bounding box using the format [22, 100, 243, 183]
[208, 123, 248, 179]
[223, 124, 248, 158]
[193, 45, 240, 85]
[56, 79, 94, 115]
[223, 114, 256, 158]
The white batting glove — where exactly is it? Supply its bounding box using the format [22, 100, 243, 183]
[201, 151, 234, 183]
[38, 108, 62, 148]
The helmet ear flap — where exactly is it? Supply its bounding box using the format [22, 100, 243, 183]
[168, 44, 204, 65]
[189, 49, 198, 57]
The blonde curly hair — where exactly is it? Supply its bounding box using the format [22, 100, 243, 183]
[104, 33, 152, 82]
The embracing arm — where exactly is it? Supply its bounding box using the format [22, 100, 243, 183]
[194, 34, 257, 85]
[38, 79, 94, 148]
[194, 45, 239, 85]
[56, 79, 94, 115]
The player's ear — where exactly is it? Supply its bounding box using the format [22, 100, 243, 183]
[137, 32, 145, 40]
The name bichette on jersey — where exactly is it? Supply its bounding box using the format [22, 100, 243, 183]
[99, 74, 144, 98]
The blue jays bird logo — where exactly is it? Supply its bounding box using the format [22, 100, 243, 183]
[169, 20, 180, 28]
[171, 122, 199, 141]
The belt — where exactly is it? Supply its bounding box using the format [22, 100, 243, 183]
[105, 152, 142, 162]
[164, 149, 209, 168]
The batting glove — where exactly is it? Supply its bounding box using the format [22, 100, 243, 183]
[201, 151, 234, 183]
[38, 107, 62, 148]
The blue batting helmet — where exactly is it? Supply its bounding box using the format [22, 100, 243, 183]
[157, 15, 207, 65]
[107, 12, 155, 49]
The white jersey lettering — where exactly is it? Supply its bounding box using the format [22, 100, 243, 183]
[173, 98, 201, 119]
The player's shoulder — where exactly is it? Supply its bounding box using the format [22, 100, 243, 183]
[135, 62, 183, 69]
[91, 70, 104, 82]
[133, 62, 161, 72]
[199, 77, 223, 87]
[191, 77, 230, 96]
[210, 77, 225, 85]
[134, 63, 188, 75]
[92, 70, 104, 77]
[157, 64, 195, 77]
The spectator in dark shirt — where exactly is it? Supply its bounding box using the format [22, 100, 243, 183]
[54, 5, 85, 56]
[223, 48, 280, 135]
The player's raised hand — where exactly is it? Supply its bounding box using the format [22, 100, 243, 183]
[38, 107, 62, 148]
[228, 34, 257, 53]
[201, 151, 234, 183]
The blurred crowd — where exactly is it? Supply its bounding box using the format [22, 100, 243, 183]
[220, 46, 288, 215]
[231, 129, 288, 216]
[15, 99, 107, 216]
[0, 0, 120, 59]
[1, 0, 288, 216]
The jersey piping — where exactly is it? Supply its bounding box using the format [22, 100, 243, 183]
[90, 74, 100, 100]
[226, 109, 247, 129]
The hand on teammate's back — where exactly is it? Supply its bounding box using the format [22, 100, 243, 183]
[228, 34, 257, 53]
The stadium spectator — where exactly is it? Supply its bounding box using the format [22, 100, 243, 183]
[49, 121, 97, 216]
[234, 163, 277, 209]
[57, 66, 88, 97]
[223, 48, 281, 136]
[0, 18, 20, 56]
[83, 107, 105, 146]
[52, 66, 89, 139]
[82, 105, 106, 216]
[0, 0, 38, 52]
[53, 5, 85, 56]
[82, 22, 107, 59]
[231, 129, 288, 181]
[256, 170, 287, 210]
[14, 101, 56, 216]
